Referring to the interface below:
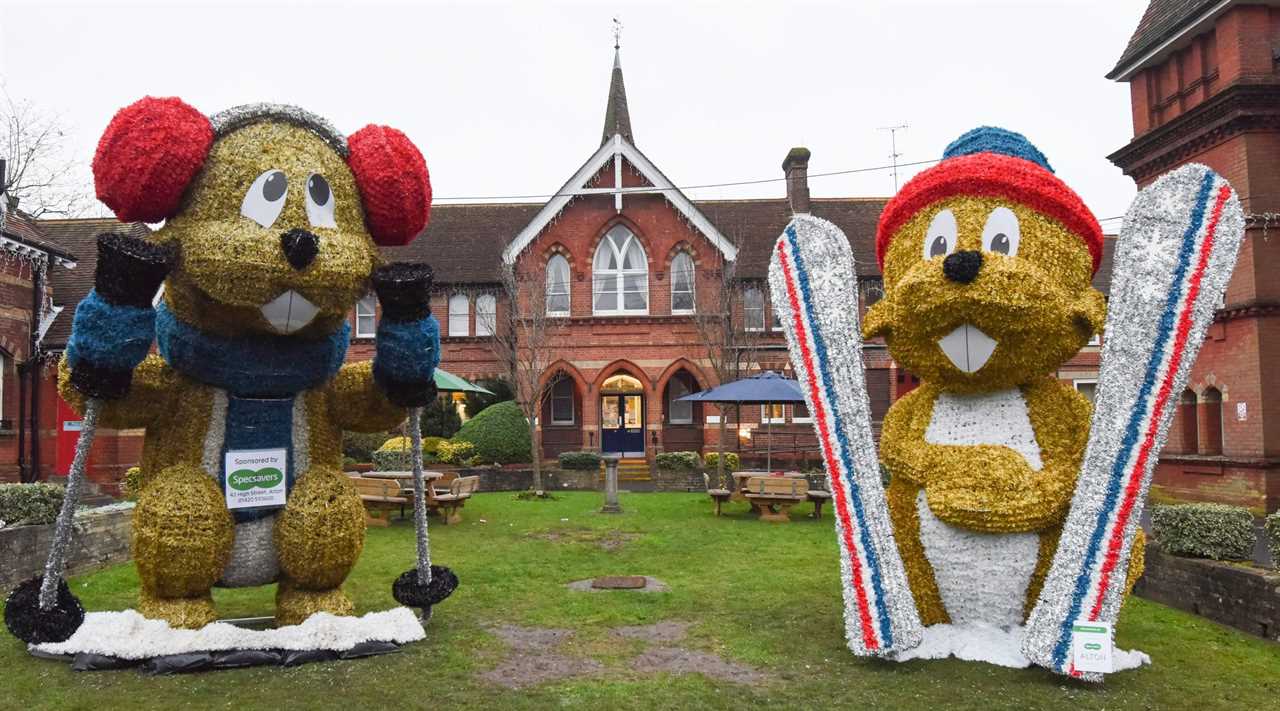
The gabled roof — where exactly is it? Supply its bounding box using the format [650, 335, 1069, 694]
[1107, 0, 1225, 80]
[383, 202, 543, 285]
[1, 208, 78, 264]
[500, 135, 738, 265]
[38, 217, 150, 347]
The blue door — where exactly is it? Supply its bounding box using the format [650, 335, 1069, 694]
[601, 394, 644, 455]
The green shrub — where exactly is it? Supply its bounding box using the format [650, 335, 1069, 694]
[465, 377, 515, 418]
[703, 451, 740, 472]
[372, 436, 412, 471]
[437, 440, 478, 466]
[342, 430, 390, 463]
[422, 397, 462, 438]
[121, 466, 144, 501]
[558, 451, 602, 471]
[1151, 503, 1255, 560]
[0, 483, 65, 526]
[421, 436, 445, 455]
[453, 400, 531, 464]
[656, 451, 701, 471]
[1266, 511, 1280, 569]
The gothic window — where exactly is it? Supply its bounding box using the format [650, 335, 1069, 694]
[546, 254, 570, 316]
[670, 251, 695, 314]
[592, 225, 648, 315]
[550, 376, 575, 425]
[667, 376, 693, 424]
[1200, 387, 1223, 455]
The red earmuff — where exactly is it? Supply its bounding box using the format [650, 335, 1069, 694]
[92, 97, 213, 223]
[347, 125, 431, 246]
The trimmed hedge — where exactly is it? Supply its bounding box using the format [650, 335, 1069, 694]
[437, 440, 478, 466]
[453, 400, 532, 464]
[342, 430, 391, 463]
[1266, 511, 1280, 569]
[703, 451, 740, 472]
[558, 451, 602, 471]
[656, 451, 701, 471]
[372, 437, 412, 471]
[0, 483, 65, 527]
[1151, 503, 1255, 561]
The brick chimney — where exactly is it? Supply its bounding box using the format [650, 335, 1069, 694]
[783, 147, 811, 214]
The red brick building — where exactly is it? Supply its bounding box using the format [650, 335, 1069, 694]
[1108, 0, 1280, 513]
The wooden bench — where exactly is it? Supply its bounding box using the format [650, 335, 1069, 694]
[428, 475, 479, 525]
[807, 486, 833, 519]
[743, 475, 809, 522]
[350, 476, 408, 527]
[703, 473, 732, 516]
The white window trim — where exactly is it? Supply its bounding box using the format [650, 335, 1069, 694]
[743, 288, 765, 332]
[476, 294, 496, 337]
[355, 295, 377, 338]
[448, 294, 470, 337]
[667, 381, 694, 425]
[1086, 334, 1101, 346]
[546, 254, 571, 317]
[550, 379, 575, 425]
[791, 403, 812, 424]
[760, 403, 786, 425]
[670, 252, 695, 315]
[592, 227, 649, 316]
[1073, 378, 1097, 391]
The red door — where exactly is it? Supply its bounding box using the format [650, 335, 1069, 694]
[55, 397, 90, 476]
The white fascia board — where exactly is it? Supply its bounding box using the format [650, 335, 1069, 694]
[502, 134, 738, 264]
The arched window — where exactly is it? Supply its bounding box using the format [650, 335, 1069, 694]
[593, 225, 648, 315]
[475, 294, 496, 337]
[670, 251, 695, 314]
[448, 294, 470, 337]
[1179, 389, 1198, 453]
[550, 376, 575, 425]
[546, 254, 570, 316]
[667, 376, 693, 424]
[743, 287, 764, 331]
[1200, 387, 1223, 455]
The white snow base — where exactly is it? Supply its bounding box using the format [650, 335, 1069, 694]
[891, 623, 1150, 673]
[31, 607, 425, 659]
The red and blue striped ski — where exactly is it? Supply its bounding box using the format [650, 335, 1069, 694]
[1022, 164, 1244, 680]
[769, 215, 923, 657]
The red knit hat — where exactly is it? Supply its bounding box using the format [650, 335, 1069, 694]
[875, 127, 1102, 274]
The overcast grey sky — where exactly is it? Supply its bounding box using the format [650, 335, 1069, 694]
[1, 0, 1146, 231]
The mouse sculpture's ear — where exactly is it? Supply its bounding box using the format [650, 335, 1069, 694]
[93, 97, 213, 223]
[347, 125, 431, 246]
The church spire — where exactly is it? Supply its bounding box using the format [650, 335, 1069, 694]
[602, 19, 634, 146]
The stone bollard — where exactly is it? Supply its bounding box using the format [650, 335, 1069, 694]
[601, 452, 622, 514]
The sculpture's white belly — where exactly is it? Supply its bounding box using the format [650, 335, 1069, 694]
[917, 388, 1044, 629]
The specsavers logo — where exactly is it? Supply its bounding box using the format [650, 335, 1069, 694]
[228, 468, 284, 491]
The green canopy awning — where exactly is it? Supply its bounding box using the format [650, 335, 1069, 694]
[434, 368, 494, 395]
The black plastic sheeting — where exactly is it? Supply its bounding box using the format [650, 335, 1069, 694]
[36, 640, 403, 674]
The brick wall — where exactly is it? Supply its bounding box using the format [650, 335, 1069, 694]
[1134, 544, 1280, 641]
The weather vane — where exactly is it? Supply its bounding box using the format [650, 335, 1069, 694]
[612, 17, 623, 50]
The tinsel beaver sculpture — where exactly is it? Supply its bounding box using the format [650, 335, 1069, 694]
[57, 97, 446, 628]
[865, 128, 1144, 630]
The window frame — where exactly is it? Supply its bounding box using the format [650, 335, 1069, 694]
[667, 377, 694, 425]
[743, 287, 765, 332]
[1073, 378, 1098, 404]
[355, 294, 377, 338]
[546, 254, 571, 317]
[760, 403, 786, 425]
[475, 294, 496, 337]
[592, 225, 649, 316]
[670, 251, 695, 315]
[448, 294, 470, 337]
[549, 377, 575, 425]
[791, 401, 812, 424]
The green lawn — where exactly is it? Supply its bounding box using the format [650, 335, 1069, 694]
[3, 492, 1277, 710]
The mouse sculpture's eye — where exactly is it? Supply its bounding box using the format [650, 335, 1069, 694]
[922, 208, 957, 261]
[241, 170, 288, 228]
[981, 206, 1020, 256]
[305, 174, 337, 229]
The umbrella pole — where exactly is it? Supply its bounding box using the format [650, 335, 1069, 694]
[766, 402, 772, 472]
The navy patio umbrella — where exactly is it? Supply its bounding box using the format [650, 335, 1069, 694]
[677, 371, 806, 472]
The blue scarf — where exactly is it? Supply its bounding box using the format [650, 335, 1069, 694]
[155, 303, 350, 398]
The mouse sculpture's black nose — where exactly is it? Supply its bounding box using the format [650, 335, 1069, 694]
[281, 229, 319, 270]
[943, 250, 983, 284]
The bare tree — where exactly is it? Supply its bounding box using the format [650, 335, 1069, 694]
[689, 253, 764, 488]
[491, 259, 564, 494]
[1, 90, 90, 218]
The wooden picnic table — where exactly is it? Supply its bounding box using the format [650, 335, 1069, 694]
[729, 470, 805, 503]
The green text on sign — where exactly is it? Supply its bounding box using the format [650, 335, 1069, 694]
[229, 467, 285, 491]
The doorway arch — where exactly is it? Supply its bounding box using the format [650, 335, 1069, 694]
[599, 372, 645, 456]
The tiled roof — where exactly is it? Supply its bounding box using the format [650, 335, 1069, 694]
[382, 202, 543, 285]
[1, 209, 78, 262]
[1108, 0, 1219, 79]
[38, 218, 151, 347]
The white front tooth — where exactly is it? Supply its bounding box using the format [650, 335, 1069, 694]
[260, 290, 319, 335]
[937, 324, 998, 373]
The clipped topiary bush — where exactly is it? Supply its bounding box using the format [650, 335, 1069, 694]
[558, 451, 602, 471]
[0, 482, 65, 527]
[703, 451, 740, 472]
[437, 440, 478, 466]
[1151, 503, 1255, 561]
[342, 430, 391, 464]
[656, 451, 701, 471]
[372, 436, 413, 471]
[1266, 511, 1280, 570]
[121, 466, 144, 501]
[453, 400, 532, 464]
